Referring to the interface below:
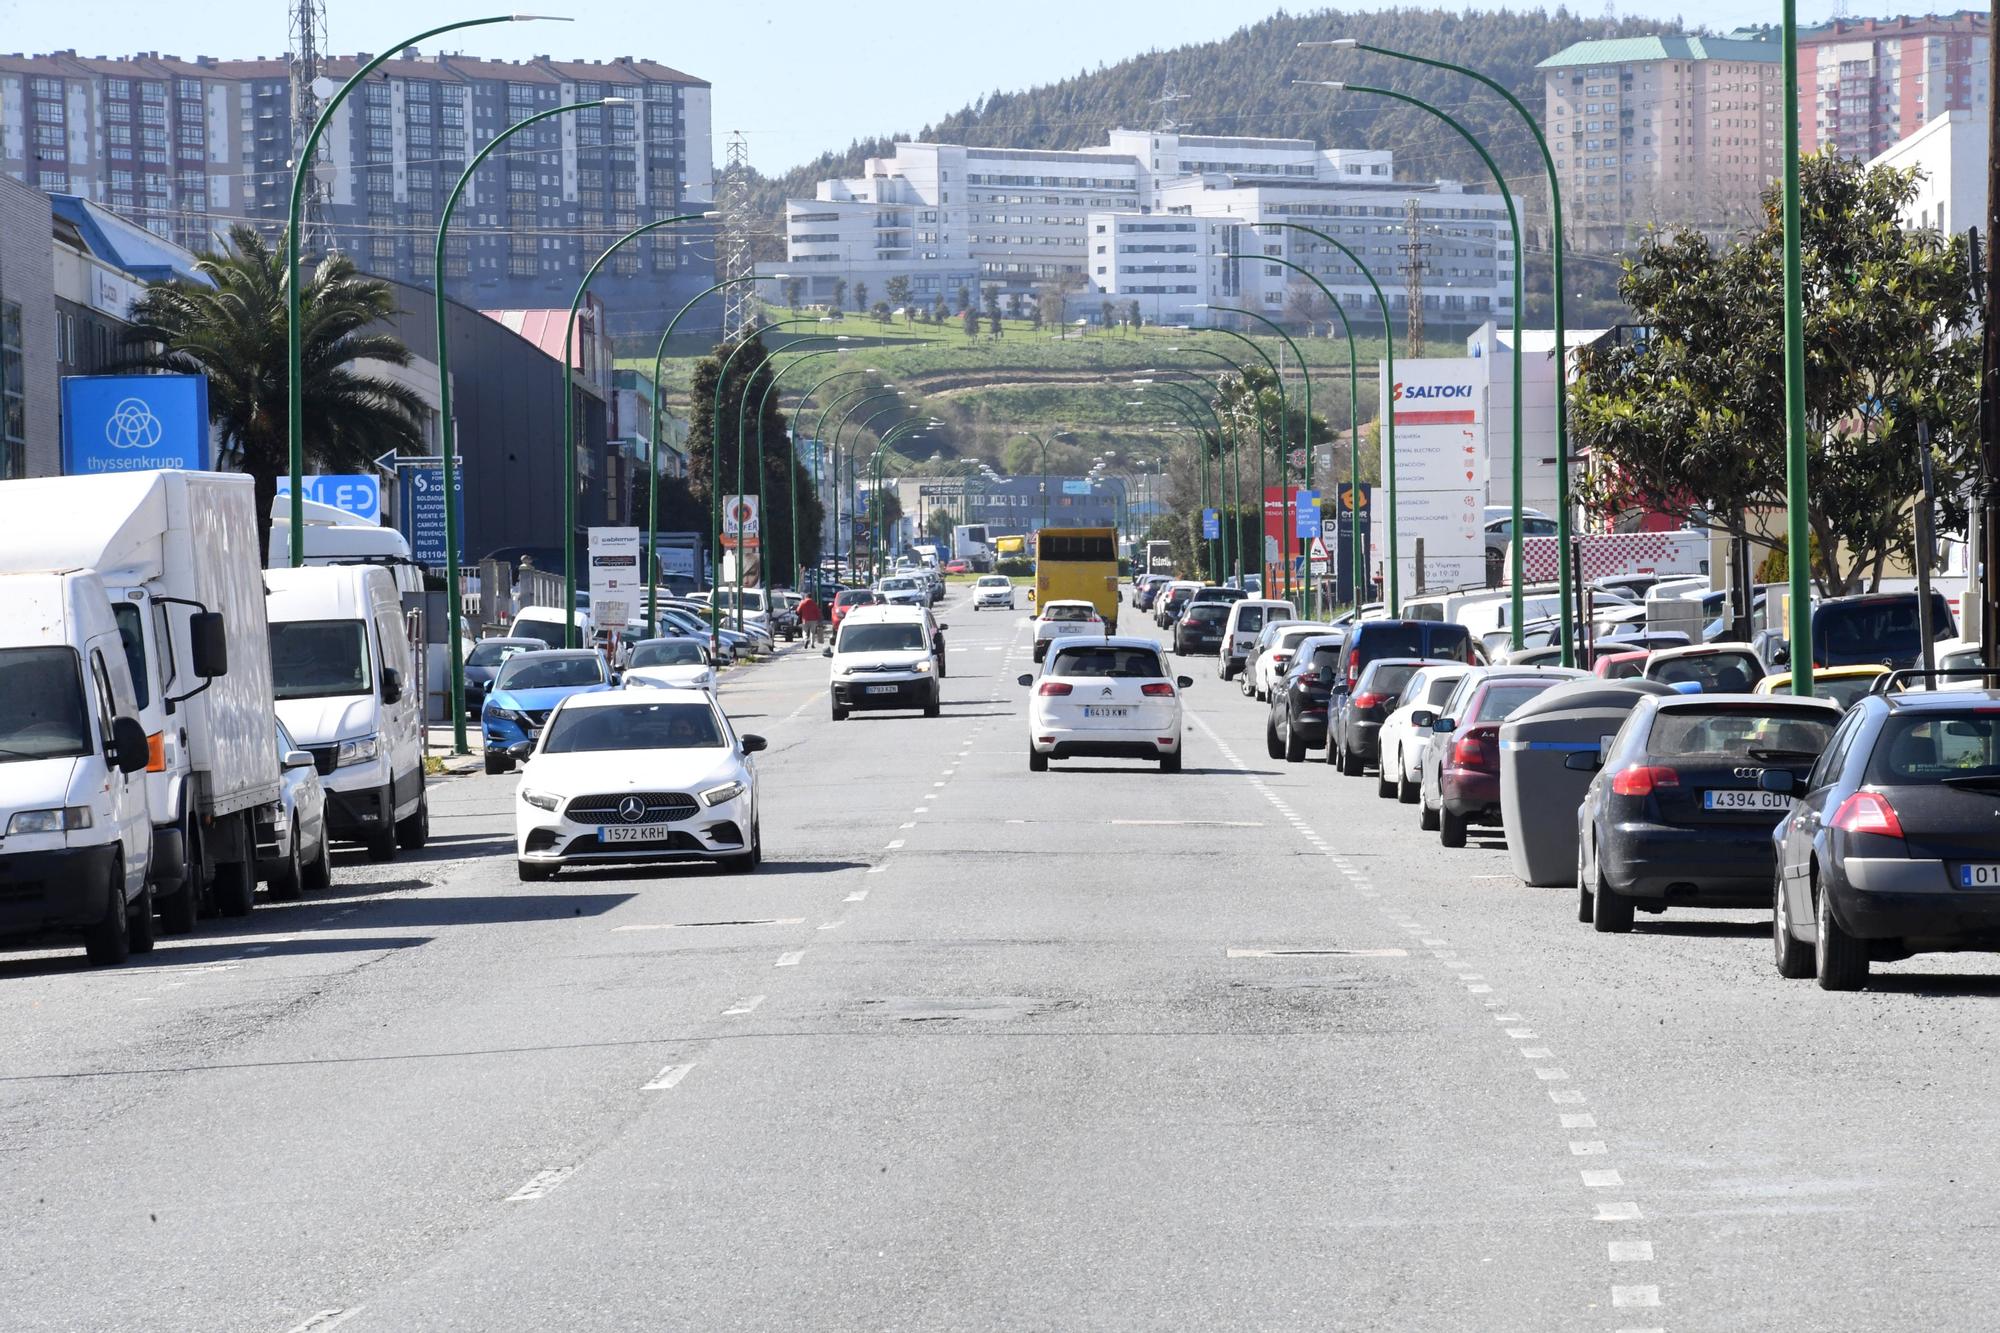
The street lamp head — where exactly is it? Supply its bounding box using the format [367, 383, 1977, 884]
[598, 96, 634, 106]
[1297, 38, 1359, 49]
[511, 13, 575, 20]
[1293, 80, 1347, 92]
[701, 209, 723, 219]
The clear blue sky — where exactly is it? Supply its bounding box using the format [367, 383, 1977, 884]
[0, 1, 1862, 173]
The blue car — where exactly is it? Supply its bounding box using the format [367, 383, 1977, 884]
[481, 649, 614, 775]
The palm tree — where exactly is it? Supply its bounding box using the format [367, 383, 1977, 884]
[122, 224, 427, 556]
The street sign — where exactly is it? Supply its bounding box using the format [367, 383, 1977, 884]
[588, 527, 642, 629]
[276, 473, 380, 524]
[1202, 508, 1220, 541]
[401, 463, 462, 569]
[721, 494, 761, 549]
[1062, 479, 1092, 496]
[59, 374, 210, 474]
[1294, 488, 1322, 540]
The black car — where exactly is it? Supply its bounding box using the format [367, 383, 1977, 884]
[1772, 680, 2000, 990]
[1809, 591, 1957, 670]
[462, 637, 543, 718]
[1579, 694, 1841, 932]
[1267, 634, 1347, 763]
[1157, 584, 1197, 628]
[1175, 601, 1231, 657]
[1327, 622, 1477, 777]
[1330, 657, 1436, 777]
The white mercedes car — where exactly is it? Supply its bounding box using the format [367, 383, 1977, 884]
[1018, 635, 1190, 772]
[622, 637, 716, 695]
[972, 574, 1016, 611]
[512, 691, 764, 880]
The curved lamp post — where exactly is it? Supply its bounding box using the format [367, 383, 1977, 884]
[1181, 320, 1288, 592]
[730, 333, 848, 629]
[433, 92, 611, 752]
[1137, 376, 1234, 581]
[767, 366, 871, 592]
[1202, 300, 1314, 610]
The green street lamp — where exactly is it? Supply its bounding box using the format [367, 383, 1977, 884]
[1780, 2, 1812, 695]
[286, 13, 548, 568]
[730, 333, 848, 629]
[1181, 317, 1287, 593]
[1135, 376, 1232, 581]
[432, 92, 612, 753]
[1303, 37, 1578, 661]
[561, 210, 713, 647]
[1300, 78, 1527, 646]
[768, 366, 870, 592]
[1200, 300, 1314, 611]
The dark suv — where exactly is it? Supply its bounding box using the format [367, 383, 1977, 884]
[1267, 634, 1347, 763]
[1328, 621, 1477, 777]
[1175, 600, 1232, 656]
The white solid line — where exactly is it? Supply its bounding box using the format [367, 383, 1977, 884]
[613, 918, 804, 932]
[1225, 947, 1408, 958]
[1111, 819, 1265, 827]
[1570, 1140, 1609, 1156]
[1610, 1286, 1661, 1308]
[1607, 1241, 1654, 1262]
[1596, 1201, 1643, 1222]
[775, 951, 805, 967]
[1580, 1169, 1624, 1188]
[506, 1166, 574, 1201]
[1561, 1114, 1599, 1129]
[723, 995, 766, 1015]
[844, 890, 868, 902]
[642, 1063, 694, 1091]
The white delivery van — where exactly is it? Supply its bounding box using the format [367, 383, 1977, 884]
[268, 494, 426, 595]
[0, 471, 282, 932]
[266, 566, 427, 861]
[510, 604, 593, 650]
[0, 570, 155, 964]
[1220, 599, 1298, 680]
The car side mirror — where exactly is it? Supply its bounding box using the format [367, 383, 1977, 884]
[1017, 673, 1034, 687]
[379, 667, 403, 705]
[1759, 769, 1796, 795]
[1563, 750, 1602, 772]
[1176, 676, 1193, 689]
[741, 734, 768, 754]
[609, 672, 622, 686]
[189, 611, 228, 677]
[822, 646, 834, 658]
[507, 740, 535, 760]
[1770, 643, 1791, 666]
[1410, 710, 1435, 729]
[1432, 717, 1456, 735]
[110, 716, 150, 774]
[282, 748, 315, 771]
[937, 623, 949, 631]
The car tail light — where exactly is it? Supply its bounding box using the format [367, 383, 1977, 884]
[1831, 790, 1905, 839]
[1611, 765, 1680, 797]
[1352, 692, 1384, 710]
[1037, 681, 1073, 696]
[1140, 682, 1175, 697]
[1347, 660, 1360, 688]
[1450, 733, 1493, 771]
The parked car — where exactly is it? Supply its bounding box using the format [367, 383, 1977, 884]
[481, 649, 616, 775]
[1267, 634, 1348, 762]
[1249, 623, 1335, 702]
[1809, 591, 1957, 670]
[1332, 657, 1446, 779]
[1643, 642, 1767, 694]
[1594, 649, 1651, 680]
[1579, 693, 1841, 931]
[622, 638, 716, 695]
[1240, 620, 1303, 698]
[1754, 664, 1887, 711]
[1378, 664, 1473, 803]
[943, 559, 971, 575]
[1335, 619, 1478, 698]
[463, 637, 543, 717]
[1771, 687, 2000, 988]
[258, 718, 330, 900]
[513, 690, 764, 880]
[1219, 599, 1298, 680]
[1034, 599, 1106, 664]
[1155, 581, 1201, 628]
[831, 587, 881, 628]
[1422, 669, 1585, 846]
[1133, 574, 1172, 611]
[1020, 638, 1191, 772]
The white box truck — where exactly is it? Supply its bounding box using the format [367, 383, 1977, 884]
[0, 471, 283, 932]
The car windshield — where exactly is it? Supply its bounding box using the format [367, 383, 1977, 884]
[881, 579, 916, 591]
[1647, 708, 1835, 759]
[1045, 605, 1096, 622]
[0, 647, 90, 762]
[840, 622, 926, 653]
[495, 655, 605, 691]
[1651, 652, 1762, 693]
[541, 701, 724, 753]
[630, 641, 704, 668]
[513, 618, 568, 649]
[467, 641, 530, 668]
[1051, 647, 1166, 678]
[978, 577, 1009, 587]
[1765, 675, 1880, 711]
[1867, 713, 2000, 783]
[270, 620, 371, 700]
[836, 591, 877, 607]
[1472, 681, 1556, 723]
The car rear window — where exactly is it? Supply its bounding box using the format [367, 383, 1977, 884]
[1045, 605, 1095, 621]
[1237, 606, 1267, 633]
[1052, 647, 1166, 678]
[1357, 625, 1426, 660]
[1471, 681, 1556, 723]
[1426, 675, 1463, 706]
[1646, 707, 1835, 760]
[1650, 651, 1762, 693]
[1363, 661, 1420, 698]
[1866, 714, 2000, 784]
[1814, 594, 1955, 667]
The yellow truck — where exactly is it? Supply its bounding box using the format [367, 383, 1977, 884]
[1030, 526, 1121, 627]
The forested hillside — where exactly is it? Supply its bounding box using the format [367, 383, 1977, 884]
[746, 5, 1679, 237]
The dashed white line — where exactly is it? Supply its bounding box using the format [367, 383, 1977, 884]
[1569, 1141, 1609, 1156]
[1611, 1286, 1661, 1308]
[844, 890, 868, 902]
[775, 951, 804, 967]
[722, 995, 766, 1015]
[506, 1167, 575, 1201]
[284, 1309, 363, 1333]
[642, 1063, 694, 1091]
[1560, 1114, 1598, 1129]
[1581, 1169, 1624, 1188]
[1596, 1201, 1643, 1222]
[817, 920, 843, 931]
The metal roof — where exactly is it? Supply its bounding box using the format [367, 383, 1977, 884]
[1537, 36, 1780, 69]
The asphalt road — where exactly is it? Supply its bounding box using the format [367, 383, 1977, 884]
[5, 586, 2000, 1331]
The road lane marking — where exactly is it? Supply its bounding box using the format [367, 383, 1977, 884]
[1561, 1114, 1598, 1129]
[1111, 819, 1266, 827]
[1596, 1201, 1643, 1222]
[614, 918, 804, 932]
[818, 920, 843, 930]
[723, 995, 766, 1015]
[899, 822, 916, 830]
[1506, 1028, 1537, 1038]
[844, 891, 867, 902]
[1535, 1068, 1570, 1080]
[886, 839, 905, 849]
[1549, 1089, 1587, 1104]
[1226, 947, 1408, 958]
[1581, 1170, 1623, 1187]
[642, 1063, 694, 1091]
[1521, 1047, 1554, 1059]
[284, 1310, 362, 1333]
[867, 865, 887, 874]
[1611, 1286, 1661, 1308]
[1570, 1141, 1609, 1156]
[506, 1167, 574, 1201]
[775, 951, 804, 967]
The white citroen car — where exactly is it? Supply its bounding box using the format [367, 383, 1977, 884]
[622, 637, 716, 695]
[513, 691, 764, 880]
[972, 574, 1016, 611]
[1019, 636, 1190, 772]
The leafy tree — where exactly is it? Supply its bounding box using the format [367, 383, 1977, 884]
[1127, 300, 1142, 331]
[1006, 291, 1026, 321]
[933, 295, 951, 324]
[852, 281, 868, 312]
[962, 306, 980, 338]
[1028, 294, 1045, 331]
[885, 276, 912, 310]
[955, 283, 971, 313]
[122, 224, 424, 556]
[872, 301, 891, 324]
[1572, 152, 1978, 594]
[1100, 299, 1116, 332]
[986, 291, 1004, 338]
[783, 278, 803, 310]
[830, 277, 847, 311]
[683, 334, 825, 583]
[925, 507, 956, 542]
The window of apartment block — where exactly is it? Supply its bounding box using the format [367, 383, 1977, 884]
[1, 301, 25, 480]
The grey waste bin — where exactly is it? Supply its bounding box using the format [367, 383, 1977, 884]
[1499, 679, 1676, 887]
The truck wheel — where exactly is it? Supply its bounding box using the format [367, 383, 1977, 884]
[127, 883, 156, 955]
[484, 754, 512, 776]
[268, 830, 304, 901]
[213, 851, 255, 918]
[159, 820, 200, 935]
[84, 856, 131, 966]
[396, 790, 430, 851]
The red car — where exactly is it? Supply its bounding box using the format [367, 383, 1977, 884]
[830, 588, 880, 628]
[1422, 672, 1574, 848]
[943, 559, 971, 575]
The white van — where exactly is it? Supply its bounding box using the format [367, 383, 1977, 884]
[266, 567, 427, 861]
[510, 604, 594, 650]
[1219, 599, 1299, 680]
[0, 570, 154, 964]
[826, 605, 941, 720]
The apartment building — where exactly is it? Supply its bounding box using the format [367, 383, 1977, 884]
[1538, 36, 1784, 250]
[0, 49, 714, 329]
[774, 130, 1513, 331]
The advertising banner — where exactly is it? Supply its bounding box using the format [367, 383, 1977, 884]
[588, 527, 642, 629]
[1294, 488, 1321, 540]
[276, 473, 381, 524]
[721, 494, 761, 549]
[60, 374, 211, 474]
[1202, 508, 1220, 541]
[401, 463, 463, 569]
[1376, 358, 1488, 594]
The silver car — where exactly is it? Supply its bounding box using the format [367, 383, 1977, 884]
[260, 718, 330, 899]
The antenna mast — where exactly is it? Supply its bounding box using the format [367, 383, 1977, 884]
[288, 0, 333, 257]
[1402, 197, 1429, 357]
[718, 130, 757, 342]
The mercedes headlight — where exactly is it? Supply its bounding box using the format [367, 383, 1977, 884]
[335, 734, 380, 767]
[6, 806, 92, 835]
[699, 780, 747, 808]
[520, 788, 560, 811]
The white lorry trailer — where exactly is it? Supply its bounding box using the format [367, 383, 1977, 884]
[0, 471, 282, 932]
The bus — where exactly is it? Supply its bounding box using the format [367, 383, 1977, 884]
[1033, 526, 1121, 627]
